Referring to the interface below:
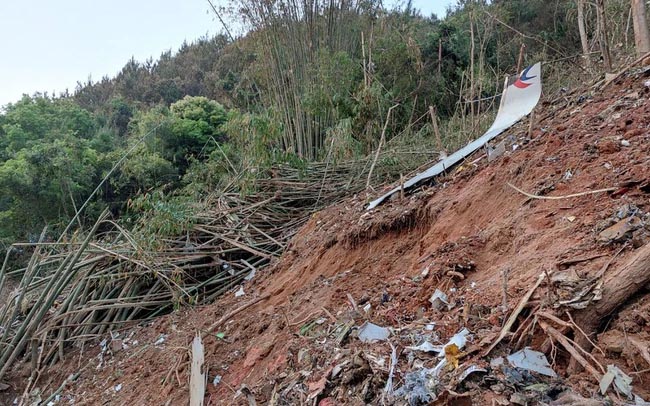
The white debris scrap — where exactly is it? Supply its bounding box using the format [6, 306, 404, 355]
[600, 364, 632, 398]
[429, 289, 451, 311]
[358, 322, 390, 343]
[507, 348, 557, 377]
[407, 341, 442, 354]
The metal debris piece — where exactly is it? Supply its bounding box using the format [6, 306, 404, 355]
[507, 348, 557, 377]
[600, 364, 632, 397]
[430, 328, 472, 376]
[488, 140, 507, 162]
[446, 328, 470, 350]
[458, 365, 487, 383]
[367, 63, 542, 210]
[358, 322, 390, 343]
[384, 343, 398, 398]
[429, 289, 450, 311]
[407, 341, 442, 354]
[235, 286, 245, 298]
[154, 334, 167, 346]
[394, 367, 438, 405]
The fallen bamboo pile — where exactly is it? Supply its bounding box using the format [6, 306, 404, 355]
[0, 152, 433, 381]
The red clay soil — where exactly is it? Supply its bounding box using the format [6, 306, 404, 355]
[5, 70, 650, 406]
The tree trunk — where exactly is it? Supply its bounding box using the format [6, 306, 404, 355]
[632, 0, 650, 56]
[573, 243, 650, 358]
[596, 0, 612, 70]
[577, 0, 591, 67]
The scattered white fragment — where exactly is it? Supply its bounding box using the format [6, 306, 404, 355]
[621, 139, 631, 147]
[429, 328, 472, 377]
[507, 348, 557, 377]
[429, 289, 450, 311]
[446, 328, 470, 353]
[384, 343, 398, 397]
[358, 322, 390, 343]
[213, 375, 222, 387]
[154, 334, 167, 346]
[407, 341, 442, 353]
[470, 282, 477, 289]
[114, 383, 122, 392]
[600, 364, 632, 397]
[235, 286, 245, 298]
[459, 365, 487, 382]
[425, 323, 435, 331]
[421, 266, 430, 277]
[363, 303, 371, 313]
[46, 402, 55, 406]
[564, 169, 573, 180]
[490, 357, 504, 368]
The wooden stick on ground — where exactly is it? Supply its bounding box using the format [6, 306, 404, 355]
[366, 104, 399, 190]
[601, 50, 650, 89]
[208, 294, 270, 332]
[190, 334, 206, 406]
[507, 183, 616, 200]
[484, 272, 545, 356]
[540, 321, 602, 382]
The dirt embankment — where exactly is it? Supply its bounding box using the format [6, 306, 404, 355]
[7, 69, 650, 406]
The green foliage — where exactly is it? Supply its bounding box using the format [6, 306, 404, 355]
[0, 0, 635, 249]
[1, 96, 95, 157]
[168, 96, 227, 164]
[0, 135, 101, 241]
[127, 191, 197, 245]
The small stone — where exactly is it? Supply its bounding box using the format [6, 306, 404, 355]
[110, 339, 123, 353]
[597, 139, 620, 154]
[620, 139, 631, 147]
[624, 128, 644, 139]
[510, 393, 527, 405]
[298, 348, 311, 366]
[490, 383, 506, 394]
[598, 217, 643, 243]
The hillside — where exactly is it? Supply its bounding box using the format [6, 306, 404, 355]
[5, 62, 649, 405]
[3, 1, 650, 405]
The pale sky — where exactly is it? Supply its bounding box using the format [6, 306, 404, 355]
[0, 0, 455, 108]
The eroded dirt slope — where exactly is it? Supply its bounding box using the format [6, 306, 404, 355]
[8, 69, 650, 406]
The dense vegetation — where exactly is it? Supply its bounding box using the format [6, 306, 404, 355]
[0, 0, 643, 247]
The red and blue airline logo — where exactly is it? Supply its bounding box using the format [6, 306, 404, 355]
[514, 65, 537, 89]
